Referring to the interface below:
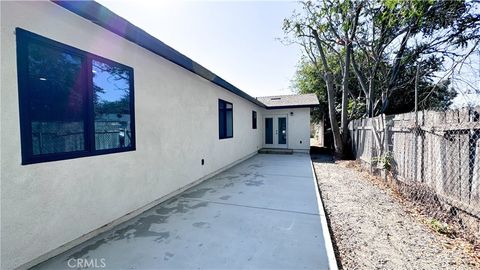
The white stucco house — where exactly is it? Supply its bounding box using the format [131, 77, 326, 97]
[0, 1, 319, 269]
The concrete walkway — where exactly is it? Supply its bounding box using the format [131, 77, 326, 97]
[34, 154, 332, 269]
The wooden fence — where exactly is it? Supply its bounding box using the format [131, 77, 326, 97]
[349, 108, 480, 218]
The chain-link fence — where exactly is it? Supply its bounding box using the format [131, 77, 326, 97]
[32, 130, 132, 154]
[349, 108, 480, 243]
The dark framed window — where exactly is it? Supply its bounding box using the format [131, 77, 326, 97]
[218, 99, 233, 139]
[252, 111, 257, 129]
[16, 28, 135, 164]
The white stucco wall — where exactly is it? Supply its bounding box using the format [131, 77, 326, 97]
[0, 2, 264, 269]
[262, 108, 312, 151]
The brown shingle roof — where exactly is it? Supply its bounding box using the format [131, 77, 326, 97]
[256, 94, 319, 108]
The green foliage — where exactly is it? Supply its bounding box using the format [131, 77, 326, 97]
[373, 151, 394, 171]
[429, 218, 453, 236]
[387, 79, 457, 114]
[348, 99, 366, 119]
[292, 59, 327, 123]
[95, 96, 130, 115]
[284, 0, 479, 156]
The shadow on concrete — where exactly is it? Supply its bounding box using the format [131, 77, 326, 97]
[33, 153, 331, 270]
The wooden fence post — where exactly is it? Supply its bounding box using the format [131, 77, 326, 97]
[383, 114, 388, 181]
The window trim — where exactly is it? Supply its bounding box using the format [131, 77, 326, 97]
[218, 99, 233, 139]
[252, 110, 257, 129]
[16, 28, 136, 165]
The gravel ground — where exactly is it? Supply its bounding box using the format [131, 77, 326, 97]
[312, 154, 478, 270]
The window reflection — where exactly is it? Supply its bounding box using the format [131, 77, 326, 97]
[226, 110, 233, 137]
[28, 43, 85, 155]
[218, 99, 233, 139]
[92, 60, 132, 150]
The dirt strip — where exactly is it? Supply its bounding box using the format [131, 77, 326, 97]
[312, 154, 478, 270]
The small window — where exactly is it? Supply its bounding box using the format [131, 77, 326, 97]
[16, 28, 135, 164]
[219, 99, 233, 139]
[252, 111, 257, 129]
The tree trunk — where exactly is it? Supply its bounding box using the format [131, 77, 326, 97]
[341, 44, 351, 149]
[325, 73, 344, 157]
[312, 29, 343, 157]
[368, 77, 374, 117]
[350, 52, 369, 114]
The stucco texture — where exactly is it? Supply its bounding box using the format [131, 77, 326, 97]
[0, 2, 313, 269]
[263, 108, 312, 150]
[1, 2, 264, 269]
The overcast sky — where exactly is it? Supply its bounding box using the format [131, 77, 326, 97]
[96, 0, 302, 98]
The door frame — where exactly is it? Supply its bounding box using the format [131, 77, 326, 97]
[263, 114, 288, 149]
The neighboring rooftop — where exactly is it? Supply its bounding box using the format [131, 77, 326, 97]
[256, 94, 320, 109]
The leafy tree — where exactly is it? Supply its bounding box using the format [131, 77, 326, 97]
[92, 61, 131, 116]
[292, 58, 364, 126]
[352, 0, 479, 115]
[283, 0, 362, 157]
[284, 0, 479, 158]
[292, 59, 328, 122]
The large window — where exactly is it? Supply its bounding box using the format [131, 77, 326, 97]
[219, 99, 233, 139]
[252, 111, 257, 129]
[16, 28, 135, 164]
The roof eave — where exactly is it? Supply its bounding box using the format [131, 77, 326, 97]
[52, 0, 266, 108]
[266, 104, 319, 109]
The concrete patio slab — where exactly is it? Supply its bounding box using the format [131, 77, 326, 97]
[32, 153, 333, 270]
[179, 172, 319, 214]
